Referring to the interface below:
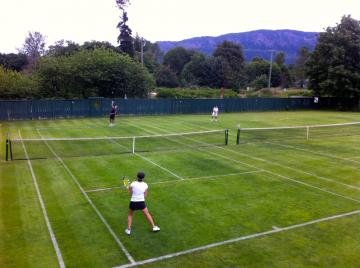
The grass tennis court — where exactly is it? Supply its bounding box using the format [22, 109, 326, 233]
[1, 110, 360, 267]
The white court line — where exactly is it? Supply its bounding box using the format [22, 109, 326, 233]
[151, 170, 264, 185]
[141, 124, 360, 204]
[107, 133, 184, 180]
[86, 186, 122, 193]
[19, 130, 65, 268]
[205, 146, 360, 204]
[85, 170, 264, 193]
[268, 141, 360, 166]
[344, 156, 360, 160]
[36, 129, 135, 264]
[114, 209, 360, 268]
[235, 143, 360, 192]
[134, 153, 183, 180]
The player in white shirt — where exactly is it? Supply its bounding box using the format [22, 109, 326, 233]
[211, 105, 219, 122]
[125, 172, 160, 235]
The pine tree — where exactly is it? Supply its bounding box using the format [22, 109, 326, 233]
[117, 11, 134, 57]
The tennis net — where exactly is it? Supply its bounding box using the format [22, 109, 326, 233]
[6, 129, 229, 160]
[236, 122, 360, 144]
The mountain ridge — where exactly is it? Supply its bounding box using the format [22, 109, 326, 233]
[156, 29, 318, 63]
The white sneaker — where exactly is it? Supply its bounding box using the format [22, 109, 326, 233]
[125, 228, 131, 235]
[152, 226, 160, 232]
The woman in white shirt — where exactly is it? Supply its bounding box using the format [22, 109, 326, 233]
[125, 172, 160, 235]
[211, 106, 219, 121]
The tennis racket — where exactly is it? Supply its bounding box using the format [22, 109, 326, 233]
[122, 176, 130, 189]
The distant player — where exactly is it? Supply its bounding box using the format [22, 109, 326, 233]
[211, 105, 219, 122]
[109, 103, 118, 127]
[125, 172, 160, 235]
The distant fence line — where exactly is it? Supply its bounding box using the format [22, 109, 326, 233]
[0, 97, 358, 120]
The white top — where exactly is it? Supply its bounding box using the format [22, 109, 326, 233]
[212, 107, 219, 116]
[130, 181, 148, 202]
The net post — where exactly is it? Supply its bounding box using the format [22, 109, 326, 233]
[236, 128, 241, 144]
[6, 139, 8, 161]
[225, 129, 229, 145]
[132, 137, 135, 154]
[306, 126, 309, 140]
[6, 132, 13, 161]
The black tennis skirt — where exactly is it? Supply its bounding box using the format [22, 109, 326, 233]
[129, 201, 146, 211]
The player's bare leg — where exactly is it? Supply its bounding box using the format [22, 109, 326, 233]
[142, 208, 160, 232]
[125, 210, 133, 234]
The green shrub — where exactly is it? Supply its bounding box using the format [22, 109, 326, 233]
[0, 66, 38, 99]
[156, 87, 238, 99]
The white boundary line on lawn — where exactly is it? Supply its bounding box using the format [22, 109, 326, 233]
[106, 134, 184, 180]
[141, 124, 360, 204]
[151, 170, 263, 185]
[19, 130, 65, 268]
[36, 129, 135, 264]
[135, 153, 183, 180]
[84, 170, 264, 193]
[267, 141, 360, 166]
[231, 142, 360, 192]
[114, 209, 360, 268]
[205, 145, 360, 204]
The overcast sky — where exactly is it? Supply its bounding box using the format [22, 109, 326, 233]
[0, 0, 359, 53]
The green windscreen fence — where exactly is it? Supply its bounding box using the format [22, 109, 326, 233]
[0, 97, 323, 120]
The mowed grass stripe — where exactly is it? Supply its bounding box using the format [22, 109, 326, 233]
[137, 123, 360, 203]
[2, 111, 360, 266]
[117, 211, 360, 268]
[91, 170, 359, 261]
[65, 153, 181, 191]
[0, 161, 59, 267]
[19, 130, 65, 268]
[36, 129, 135, 264]
[235, 142, 360, 190]
[140, 119, 360, 200]
[215, 144, 360, 201]
[85, 170, 264, 193]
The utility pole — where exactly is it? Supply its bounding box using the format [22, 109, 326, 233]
[140, 38, 146, 67]
[268, 50, 275, 89]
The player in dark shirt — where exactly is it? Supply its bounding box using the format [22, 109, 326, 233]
[109, 103, 118, 127]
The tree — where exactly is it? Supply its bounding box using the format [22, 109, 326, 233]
[292, 47, 310, 88]
[181, 52, 210, 86]
[0, 53, 27, 71]
[19, 31, 46, 69]
[275, 52, 292, 88]
[245, 57, 281, 88]
[155, 65, 179, 87]
[115, 0, 130, 11]
[275, 52, 285, 67]
[0, 66, 38, 99]
[133, 35, 162, 73]
[47, 40, 80, 57]
[307, 15, 360, 98]
[212, 41, 245, 88]
[117, 11, 134, 57]
[163, 47, 193, 77]
[36, 48, 154, 98]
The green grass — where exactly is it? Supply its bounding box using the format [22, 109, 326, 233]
[1, 110, 360, 267]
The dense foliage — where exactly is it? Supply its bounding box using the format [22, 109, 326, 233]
[36, 49, 154, 98]
[1, 14, 359, 100]
[0, 66, 38, 99]
[156, 87, 238, 99]
[307, 15, 360, 98]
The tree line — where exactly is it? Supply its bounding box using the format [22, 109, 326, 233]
[0, 5, 359, 100]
